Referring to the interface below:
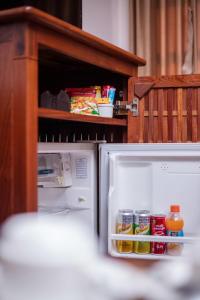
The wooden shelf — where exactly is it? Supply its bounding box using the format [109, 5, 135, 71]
[38, 108, 127, 126]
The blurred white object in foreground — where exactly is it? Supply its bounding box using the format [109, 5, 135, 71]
[150, 239, 200, 300]
[0, 213, 177, 300]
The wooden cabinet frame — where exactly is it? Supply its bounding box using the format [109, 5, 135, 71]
[0, 7, 145, 222]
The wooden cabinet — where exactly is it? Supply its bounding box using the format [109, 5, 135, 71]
[0, 6, 145, 222]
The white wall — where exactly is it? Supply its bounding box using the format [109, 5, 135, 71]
[82, 0, 131, 51]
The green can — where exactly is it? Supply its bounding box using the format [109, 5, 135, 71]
[134, 210, 150, 254]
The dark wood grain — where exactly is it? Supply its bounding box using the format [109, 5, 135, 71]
[0, 33, 14, 223]
[0, 25, 13, 43]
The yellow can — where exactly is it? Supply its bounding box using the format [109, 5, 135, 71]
[116, 209, 133, 253]
[134, 210, 150, 254]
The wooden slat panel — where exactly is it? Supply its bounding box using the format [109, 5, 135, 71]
[144, 93, 149, 142]
[187, 88, 193, 141]
[153, 90, 158, 142]
[172, 89, 177, 142]
[131, 75, 200, 143]
[167, 89, 173, 142]
[192, 88, 198, 142]
[148, 91, 154, 142]
[198, 88, 200, 141]
[182, 89, 188, 142]
[139, 97, 145, 143]
[177, 88, 183, 142]
[163, 90, 168, 142]
[157, 89, 164, 142]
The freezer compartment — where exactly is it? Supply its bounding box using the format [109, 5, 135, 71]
[108, 151, 200, 260]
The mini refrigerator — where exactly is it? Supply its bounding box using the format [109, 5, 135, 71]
[99, 143, 200, 260]
[38, 142, 200, 260]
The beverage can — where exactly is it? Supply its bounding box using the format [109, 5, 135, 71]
[150, 214, 166, 254]
[116, 209, 134, 253]
[134, 210, 150, 254]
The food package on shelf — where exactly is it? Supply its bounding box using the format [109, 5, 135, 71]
[65, 86, 116, 116]
[70, 96, 99, 116]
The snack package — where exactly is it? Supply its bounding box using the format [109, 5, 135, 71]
[70, 96, 99, 116]
[66, 87, 96, 98]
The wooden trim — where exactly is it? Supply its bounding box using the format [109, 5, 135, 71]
[0, 6, 146, 67]
[38, 108, 127, 127]
[0, 27, 14, 222]
[133, 75, 200, 90]
[143, 110, 199, 117]
[36, 26, 137, 76]
[12, 25, 38, 213]
[127, 77, 140, 142]
[134, 82, 155, 98]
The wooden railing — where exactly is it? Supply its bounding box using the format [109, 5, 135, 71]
[131, 75, 200, 143]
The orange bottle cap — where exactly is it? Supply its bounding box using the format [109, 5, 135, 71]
[170, 205, 180, 212]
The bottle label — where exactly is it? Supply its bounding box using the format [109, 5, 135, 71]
[167, 230, 184, 237]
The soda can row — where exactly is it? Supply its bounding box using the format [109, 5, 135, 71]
[116, 209, 166, 255]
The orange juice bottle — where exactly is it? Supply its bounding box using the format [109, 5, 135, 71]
[166, 205, 184, 255]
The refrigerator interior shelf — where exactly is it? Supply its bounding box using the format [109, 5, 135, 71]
[111, 233, 199, 244]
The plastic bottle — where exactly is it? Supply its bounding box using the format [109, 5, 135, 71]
[165, 205, 184, 255]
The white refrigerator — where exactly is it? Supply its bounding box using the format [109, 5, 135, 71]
[38, 142, 200, 260]
[99, 143, 200, 260]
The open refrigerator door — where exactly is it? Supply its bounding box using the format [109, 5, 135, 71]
[99, 143, 200, 259]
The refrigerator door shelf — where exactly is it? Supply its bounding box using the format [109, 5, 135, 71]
[110, 249, 187, 260]
[99, 143, 200, 259]
[109, 234, 199, 260]
[111, 233, 198, 244]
